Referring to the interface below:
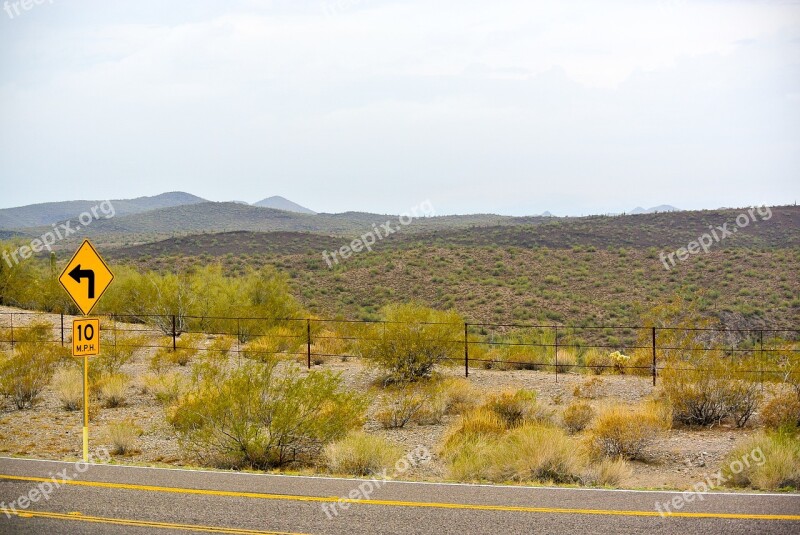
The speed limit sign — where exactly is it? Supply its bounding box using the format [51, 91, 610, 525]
[72, 318, 100, 357]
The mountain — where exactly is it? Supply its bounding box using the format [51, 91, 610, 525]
[0, 192, 206, 230]
[630, 205, 679, 215]
[253, 196, 316, 214]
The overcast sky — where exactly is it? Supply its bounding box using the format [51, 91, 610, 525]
[1, 0, 798, 216]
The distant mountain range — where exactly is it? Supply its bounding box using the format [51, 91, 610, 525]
[253, 196, 316, 214]
[0, 192, 206, 230]
[629, 205, 679, 214]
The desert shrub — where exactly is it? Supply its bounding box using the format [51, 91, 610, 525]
[586, 403, 670, 460]
[442, 420, 584, 484]
[0, 345, 58, 409]
[243, 326, 304, 361]
[96, 332, 146, 375]
[442, 408, 508, 455]
[483, 389, 549, 428]
[608, 351, 630, 374]
[376, 385, 427, 429]
[627, 348, 653, 377]
[143, 372, 186, 404]
[662, 353, 762, 427]
[555, 350, 576, 373]
[169, 359, 367, 469]
[310, 328, 348, 365]
[150, 345, 197, 371]
[440, 377, 480, 415]
[15, 320, 55, 343]
[99, 373, 128, 408]
[107, 420, 142, 455]
[584, 350, 613, 375]
[587, 457, 632, 487]
[324, 432, 402, 476]
[761, 390, 800, 429]
[562, 401, 595, 433]
[723, 429, 800, 490]
[488, 423, 584, 483]
[207, 336, 235, 358]
[358, 303, 463, 383]
[52, 367, 83, 411]
[573, 377, 604, 399]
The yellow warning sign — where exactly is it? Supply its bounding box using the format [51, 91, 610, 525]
[59, 240, 114, 316]
[72, 318, 100, 357]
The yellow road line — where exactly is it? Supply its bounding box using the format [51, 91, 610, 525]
[1, 474, 799, 521]
[2, 508, 306, 534]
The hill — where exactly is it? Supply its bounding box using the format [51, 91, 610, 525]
[0, 191, 206, 230]
[253, 196, 316, 214]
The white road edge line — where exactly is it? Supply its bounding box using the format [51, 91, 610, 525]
[1, 456, 798, 498]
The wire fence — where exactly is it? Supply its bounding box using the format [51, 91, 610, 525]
[0, 311, 798, 386]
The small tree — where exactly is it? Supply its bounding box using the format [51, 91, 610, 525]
[359, 303, 463, 383]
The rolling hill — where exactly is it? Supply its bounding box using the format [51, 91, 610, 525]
[253, 196, 316, 214]
[0, 192, 206, 230]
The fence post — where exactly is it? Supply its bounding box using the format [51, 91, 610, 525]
[60, 313, 65, 347]
[759, 329, 764, 388]
[464, 323, 469, 378]
[652, 326, 657, 386]
[307, 319, 312, 370]
[172, 315, 177, 351]
[554, 326, 559, 383]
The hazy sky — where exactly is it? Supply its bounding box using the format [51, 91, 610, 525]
[1, 0, 798, 216]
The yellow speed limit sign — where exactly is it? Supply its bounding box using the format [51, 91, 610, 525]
[72, 318, 100, 357]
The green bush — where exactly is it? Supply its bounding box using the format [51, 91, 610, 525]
[358, 303, 463, 383]
[0, 344, 58, 409]
[169, 359, 367, 469]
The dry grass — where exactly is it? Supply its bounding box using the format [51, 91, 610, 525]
[723, 429, 800, 490]
[573, 377, 604, 399]
[440, 377, 480, 415]
[586, 402, 670, 460]
[483, 389, 550, 428]
[99, 373, 129, 408]
[324, 432, 402, 476]
[52, 367, 83, 411]
[107, 420, 142, 455]
[143, 372, 186, 405]
[562, 401, 595, 433]
[555, 350, 576, 374]
[760, 390, 800, 429]
[376, 386, 426, 429]
[588, 457, 632, 487]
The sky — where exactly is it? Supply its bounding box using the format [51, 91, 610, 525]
[0, 0, 799, 216]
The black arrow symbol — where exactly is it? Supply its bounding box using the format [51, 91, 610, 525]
[68, 265, 95, 299]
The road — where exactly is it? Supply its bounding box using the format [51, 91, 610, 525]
[1, 457, 799, 534]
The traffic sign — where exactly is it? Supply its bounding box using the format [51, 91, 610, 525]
[59, 239, 114, 315]
[72, 318, 100, 357]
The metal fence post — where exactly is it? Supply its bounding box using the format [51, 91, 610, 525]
[172, 315, 177, 351]
[60, 313, 65, 347]
[652, 326, 657, 386]
[307, 319, 312, 370]
[759, 329, 764, 387]
[554, 325, 559, 383]
[464, 322, 469, 378]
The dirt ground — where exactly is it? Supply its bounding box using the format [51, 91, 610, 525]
[0, 306, 776, 491]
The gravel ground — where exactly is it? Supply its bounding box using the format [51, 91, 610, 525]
[0, 306, 776, 491]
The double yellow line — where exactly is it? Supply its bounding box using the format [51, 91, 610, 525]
[3, 508, 304, 534]
[2, 473, 799, 526]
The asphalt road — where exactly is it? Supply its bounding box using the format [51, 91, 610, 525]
[1, 457, 799, 534]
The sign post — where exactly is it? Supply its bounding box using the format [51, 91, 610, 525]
[59, 240, 114, 462]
